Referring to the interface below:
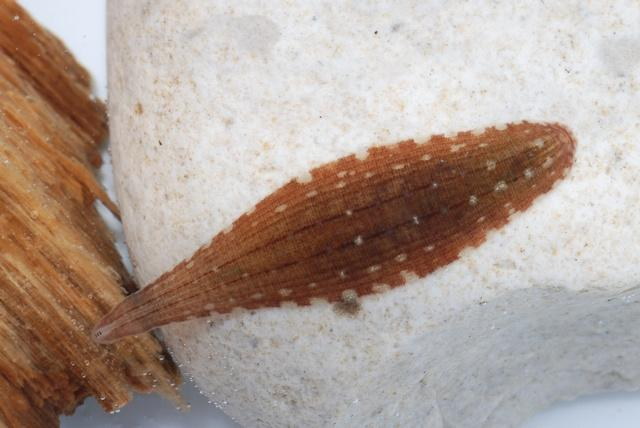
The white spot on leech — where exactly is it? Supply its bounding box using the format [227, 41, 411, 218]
[532, 138, 545, 149]
[297, 171, 313, 183]
[349, 171, 356, 176]
[354, 235, 364, 245]
[477, 216, 486, 223]
[495, 123, 507, 131]
[309, 297, 328, 306]
[504, 202, 512, 208]
[421, 154, 432, 161]
[345, 210, 353, 216]
[204, 303, 215, 311]
[336, 181, 347, 188]
[524, 168, 535, 180]
[494, 181, 508, 192]
[228, 297, 236, 304]
[365, 172, 375, 179]
[242, 272, 249, 278]
[275, 204, 287, 213]
[450, 143, 466, 152]
[479, 143, 489, 148]
[508, 207, 516, 215]
[412, 215, 420, 225]
[367, 265, 381, 273]
[231, 306, 248, 315]
[392, 163, 405, 170]
[395, 253, 408, 262]
[339, 270, 348, 279]
[307, 282, 318, 288]
[401, 270, 419, 282]
[355, 148, 369, 160]
[372, 283, 391, 293]
[424, 245, 435, 252]
[486, 160, 497, 171]
[280, 301, 298, 309]
[432, 182, 438, 189]
[337, 171, 348, 178]
[251, 293, 264, 300]
[278, 288, 292, 297]
[471, 127, 486, 136]
[543, 156, 554, 169]
[186, 261, 194, 269]
[306, 190, 318, 198]
[469, 195, 479, 206]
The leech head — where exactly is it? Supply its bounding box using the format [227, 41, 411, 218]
[94, 121, 576, 343]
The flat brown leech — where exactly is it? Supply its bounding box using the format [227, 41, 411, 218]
[94, 121, 576, 343]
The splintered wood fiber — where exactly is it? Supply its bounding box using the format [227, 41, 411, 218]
[0, 1, 181, 427]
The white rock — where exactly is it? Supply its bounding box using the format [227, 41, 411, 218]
[107, 1, 640, 426]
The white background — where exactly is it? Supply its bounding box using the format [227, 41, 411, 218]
[16, 1, 640, 427]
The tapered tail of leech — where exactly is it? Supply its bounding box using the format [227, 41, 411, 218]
[93, 288, 161, 344]
[92, 278, 215, 344]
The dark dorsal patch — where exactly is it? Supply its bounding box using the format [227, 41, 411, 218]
[94, 121, 576, 343]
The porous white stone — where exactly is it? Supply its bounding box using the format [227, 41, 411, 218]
[108, 1, 640, 426]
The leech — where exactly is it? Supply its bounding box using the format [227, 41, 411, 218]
[93, 121, 576, 343]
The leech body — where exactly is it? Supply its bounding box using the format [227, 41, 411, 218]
[94, 122, 576, 343]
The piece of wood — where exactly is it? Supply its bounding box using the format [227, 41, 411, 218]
[0, 1, 181, 427]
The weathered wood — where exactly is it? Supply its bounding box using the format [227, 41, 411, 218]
[0, 1, 180, 426]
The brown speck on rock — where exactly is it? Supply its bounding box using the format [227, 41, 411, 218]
[134, 102, 143, 115]
[333, 291, 361, 316]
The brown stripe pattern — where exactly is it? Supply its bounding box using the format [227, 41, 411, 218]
[94, 121, 576, 343]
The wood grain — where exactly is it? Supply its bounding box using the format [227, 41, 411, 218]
[0, 2, 180, 426]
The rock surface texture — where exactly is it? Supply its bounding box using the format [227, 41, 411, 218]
[108, 1, 640, 427]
